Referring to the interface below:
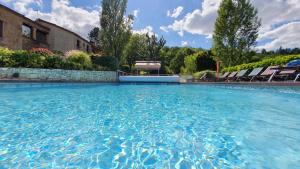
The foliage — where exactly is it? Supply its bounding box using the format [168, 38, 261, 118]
[223, 54, 300, 72]
[213, 0, 261, 67]
[88, 27, 100, 45]
[122, 34, 148, 71]
[0, 47, 14, 56]
[64, 50, 82, 58]
[0, 47, 14, 67]
[53, 50, 64, 56]
[193, 70, 216, 80]
[88, 27, 102, 53]
[145, 33, 166, 61]
[182, 53, 198, 74]
[0, 47, 117, 71]
[65, 51, 92, 70]
[120, 65, 130, 72]
[100, 0, 132, 69]
[181, 51, 216, 74]
[159, 47, 181, 74]
[43, 55, 64, 69]
[169, 48, 199, 74]
[30, 48, 54, 56]
[10, 50, 45, 68]
[196, 51, 216, 71]
[91, 54, 117, 70]
[261, 47, 300, 56]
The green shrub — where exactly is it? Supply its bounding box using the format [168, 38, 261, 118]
[182, 51, 216, 74]
[43, 55, 64, 69]
[92, 65, 111, 71]
[193, 70, 216, 80]
[0, 47, 14, 67]
[65, 51, 92, 70]
[183, 54, 198, 74]
[223, 54, 300, 72]
[0, 47, 14, 56]
[11, 50, 45, 68]
[120, 65, 130, 72]
[91, 54, 116, 70]
[196, 52, 216, 71]
[53, 50, 64, 56]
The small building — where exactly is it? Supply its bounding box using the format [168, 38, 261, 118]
[36, 19, 91, 53]
[0, 4, 91, 53]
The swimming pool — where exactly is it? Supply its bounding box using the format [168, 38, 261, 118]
[0, 83, 299, 168]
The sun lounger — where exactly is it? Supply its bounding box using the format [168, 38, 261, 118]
[248, 67, 264, 82]
[236, 69, 248, 81]
[260, 66, 279, 82]
[227, 71, 238, 81]
[295, 74, 300, 82]
[274, 67, 298, 81]
[218, 72, 230, 81]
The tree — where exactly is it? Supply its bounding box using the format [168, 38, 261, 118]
[145, 33, 166, 61]
[122, 34, 148, 71]
[88, 27, 100, 45]
[213, 0, 261, 67]
[182, 51, 216, 74]
[88, 27, 101, 53]
[100, 0, 132, 69]
[169, 47, 197, 74]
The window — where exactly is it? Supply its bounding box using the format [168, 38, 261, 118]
[36, 30, 47, 43]
[0, 20, 3, 38]
[86, 45, 90, 53]
[76, 40, 80, 49]
[22, 24, 32, 38]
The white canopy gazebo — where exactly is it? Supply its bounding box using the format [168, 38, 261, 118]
[135, 61, 161, 75]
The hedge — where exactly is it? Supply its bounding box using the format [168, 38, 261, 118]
[223, 54, 300, 72]
[0, 47, 116, 71]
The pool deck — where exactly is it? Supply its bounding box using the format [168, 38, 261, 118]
[0, 78, 300, 86]
[187, 81, 300, 86]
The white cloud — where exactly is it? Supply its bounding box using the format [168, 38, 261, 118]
[0, 0, 13, 3]
[181, 41, 188, 46]
[133, 26, 155, 36]
[133, 9, 139, 18]
[163, 0, 221, 38]
[258, 22, 300, 50]
[160, 26, 168, 33]
[167, 6, 184, 18]
[161, 0, 300, 50]
[13, 0, 43, 13]
[6, 0, 100, 39]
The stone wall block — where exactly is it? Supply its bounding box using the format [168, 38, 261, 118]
[0, 67, 117, 82]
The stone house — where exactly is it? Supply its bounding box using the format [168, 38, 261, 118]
[0, 4, 91, 53]
[36, 19, 91, 53]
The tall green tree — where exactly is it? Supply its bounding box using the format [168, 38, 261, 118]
[100, 0, 132, 69]
[88, 27, 101, 53]
[213, 0, 261, 67]
[145, 33, 166, 61]
[169, 47, 198, 74]
[122, 34, 148, 71]
[88, 27, 100, 45]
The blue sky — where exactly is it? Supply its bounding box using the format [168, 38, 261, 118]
[1, 0, 300, 50]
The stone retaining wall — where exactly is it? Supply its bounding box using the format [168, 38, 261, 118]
[0, 68, 117, 82]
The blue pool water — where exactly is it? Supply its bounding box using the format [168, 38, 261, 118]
[0, 83, 300, 169]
